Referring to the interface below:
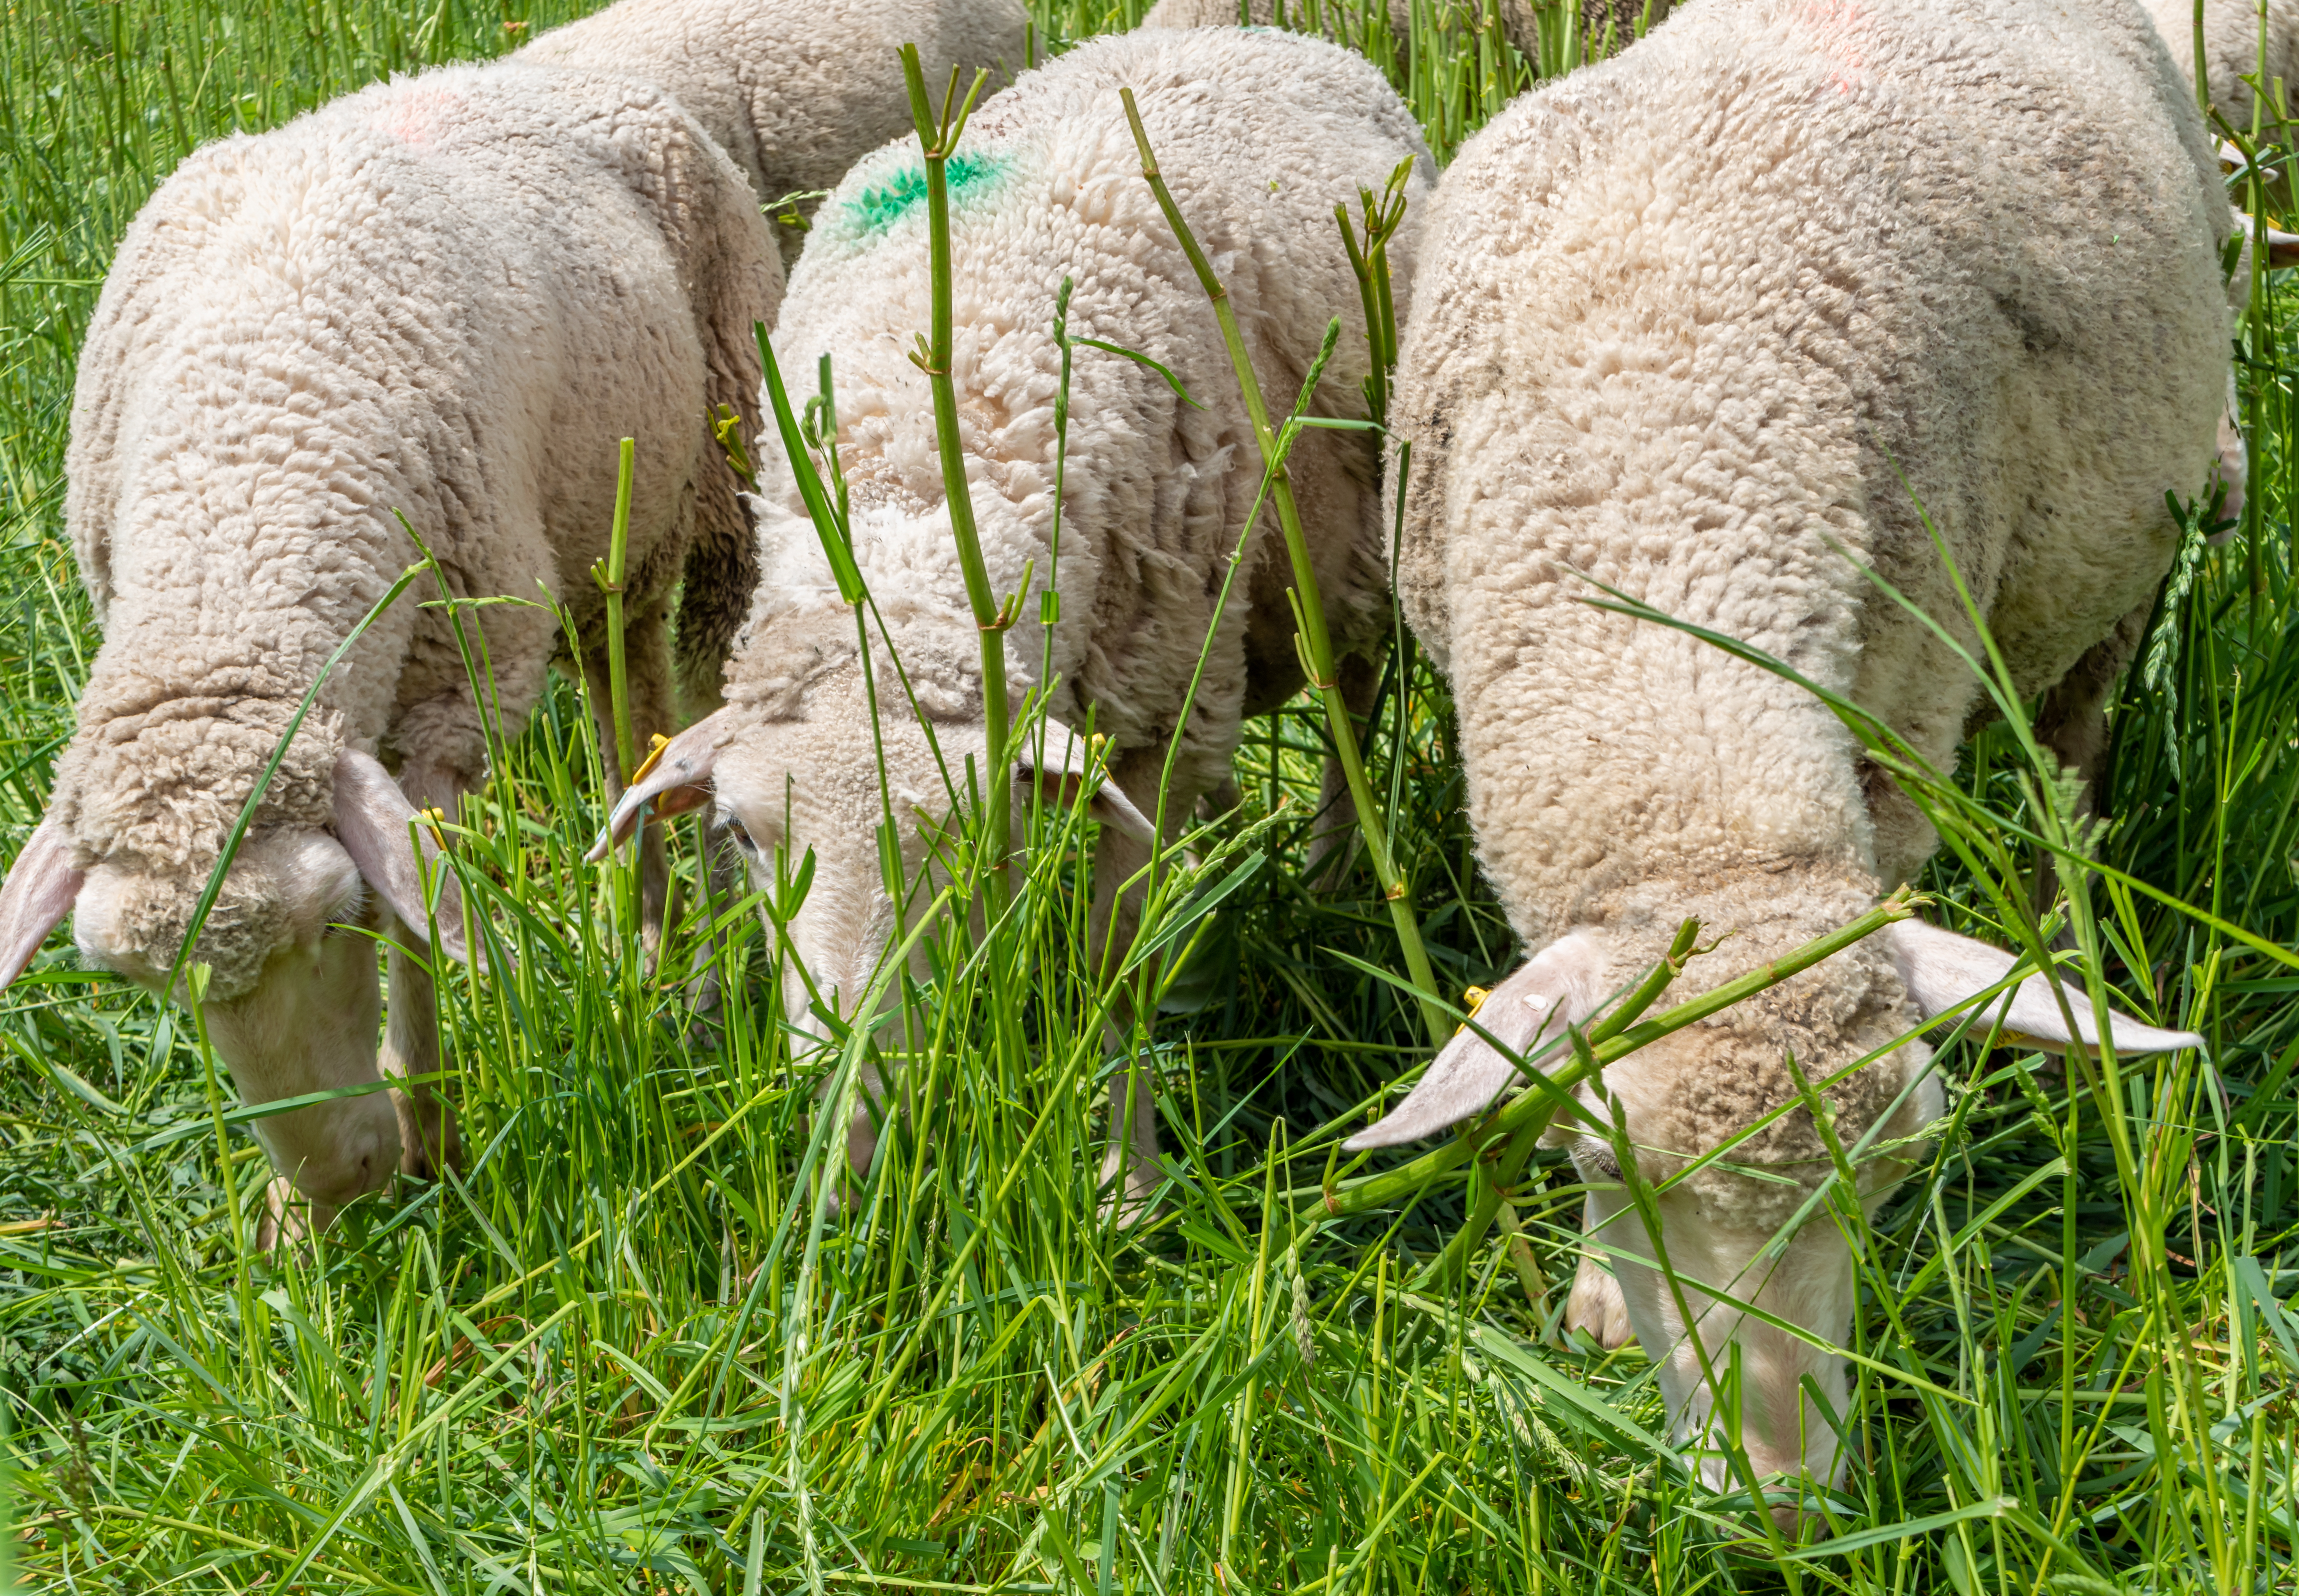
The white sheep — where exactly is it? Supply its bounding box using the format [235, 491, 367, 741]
[517, 0, 1031, 265]
[1352, 0, 2219, 1494]
[0, 63, 782, 1235]
[594, 27, 1432, 1214]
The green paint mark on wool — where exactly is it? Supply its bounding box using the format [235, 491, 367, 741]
[843, 153, 1008, 234]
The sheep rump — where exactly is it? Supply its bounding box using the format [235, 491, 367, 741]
[512, 0, 1028, 688]
[745, 26, 1425, 805]
[517, 0, 1032, 232]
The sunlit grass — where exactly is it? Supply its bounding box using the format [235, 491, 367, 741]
[2, 0, 2296, 1591]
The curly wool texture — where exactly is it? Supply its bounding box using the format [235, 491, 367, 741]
[59, 63, 782, 975]
[1391, 0, 2230, 1206]
[517, 0, 1024, 685]
[518, 0, 1028, 260]
[53, 679, 342, 880]
[739, 27, 1430, 805]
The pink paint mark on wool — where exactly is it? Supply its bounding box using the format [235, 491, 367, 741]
[1798, 0, 1868, 95]
[375, 90, 462, 150]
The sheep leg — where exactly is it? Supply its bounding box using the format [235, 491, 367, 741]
[1197, 773, 1244, 824]
[682, 819, 748, 1023]
[378, 918, 464, 1182]
[1565, 1191, 1636, 1348]
[1306, 648, 1382, 891]
[2030, 601, 2150, 928]
[1092, 819, 1163, 1223]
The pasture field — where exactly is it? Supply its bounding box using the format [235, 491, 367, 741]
[3, 0, 2298, 1590]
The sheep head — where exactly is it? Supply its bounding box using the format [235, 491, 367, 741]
[591, 670, 1152, 1039]
[0, 742, 483, 1222]
[1346, 887, 2201, 1497]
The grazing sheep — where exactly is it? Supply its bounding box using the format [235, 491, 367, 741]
[2145, 0, 2299, 133]
[518, 0, 1032, 267]
[1352, 0, 2218, 1493]
[595, 27, 1431, 1213]
[0, 63, 781, 1235]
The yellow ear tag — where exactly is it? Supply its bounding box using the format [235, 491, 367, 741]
[628, 732, 673, 785]
[1455, 984, 1491, 1036]
[416, 807, 448, 848]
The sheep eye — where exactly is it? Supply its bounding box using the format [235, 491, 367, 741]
[722, 816, 755, 852]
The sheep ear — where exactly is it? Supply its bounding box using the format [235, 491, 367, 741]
[0, 816, 85, 990]
[585, 710, 735, 863]
[1013, 722, 1157, 846]
[334, 749, 477, 965]
[1887, 918, 2202, 1055]
[1346, 931, 1608, 1150]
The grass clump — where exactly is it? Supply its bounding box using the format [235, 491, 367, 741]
[2, 0, 2298, 1592]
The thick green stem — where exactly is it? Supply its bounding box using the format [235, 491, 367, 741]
[2194, 0, 2210, 111]
[588, 436, 637, 781]
[1121, 89, 1448, 1047]
[902, 49, 1008, 907]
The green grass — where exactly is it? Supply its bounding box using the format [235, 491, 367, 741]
[4, 0, 2298, 1591]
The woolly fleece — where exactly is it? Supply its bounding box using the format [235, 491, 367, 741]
[1393, 0, 2226, 1193]
[518, 0, 1029, 263]
[739, 26, 1428, 803]
[58, 62, 782, 994]
[518, 0, 1027, 681]
[1387, 0, 2229, 1483]
[696, 27, 1431, 1198]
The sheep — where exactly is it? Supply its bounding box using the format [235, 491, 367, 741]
[0, 63, 782, 1237]
[1350, 0, 2220, 1495]
[592, 27, 1432, 1215]
[517, 0, 1032, 267]
[2144, 0, 2299, 134]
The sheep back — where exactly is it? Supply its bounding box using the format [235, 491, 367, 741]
[58, 63, 781, 902]
[518, 0, 1031, 257]
[1390, 0, 2231, 937]
[741, 27, 1430, 791]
